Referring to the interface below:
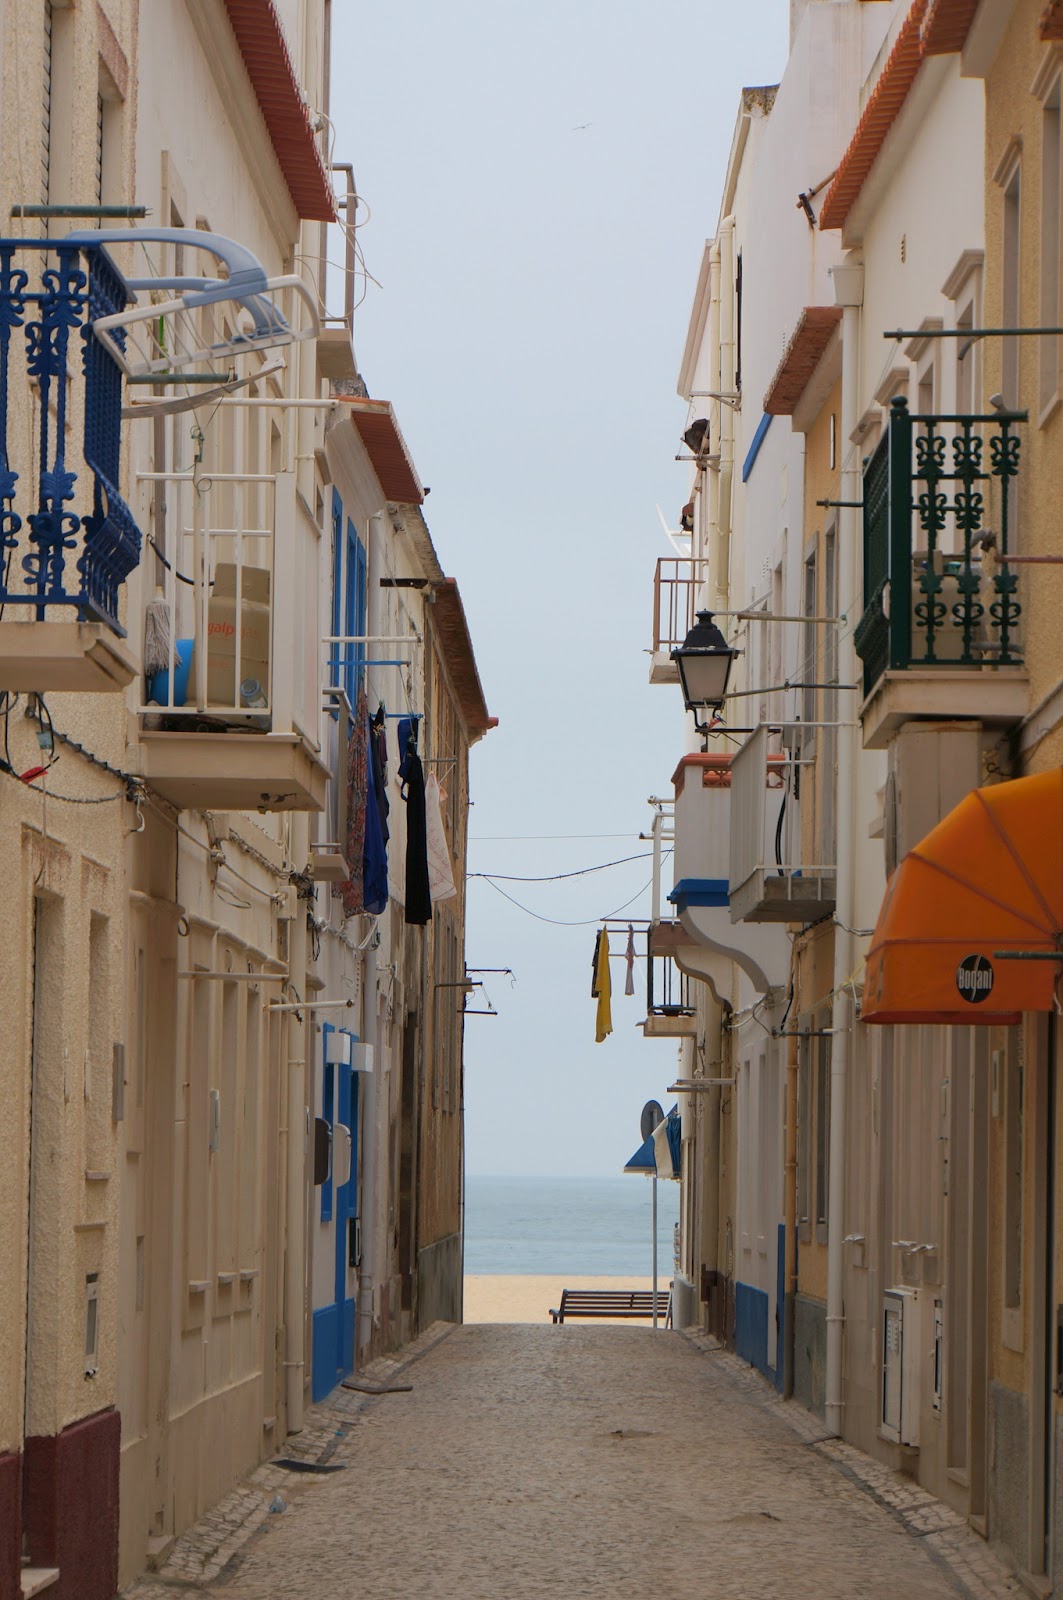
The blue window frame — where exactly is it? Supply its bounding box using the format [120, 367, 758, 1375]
[321, 1047, 335, 1223]
[331, 490, 367, 707]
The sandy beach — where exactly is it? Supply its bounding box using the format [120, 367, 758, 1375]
[463, 1274, 667, 1325]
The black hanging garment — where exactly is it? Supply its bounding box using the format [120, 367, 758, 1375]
[399, 720, 432, 925]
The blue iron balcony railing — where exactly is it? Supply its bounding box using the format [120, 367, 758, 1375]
[0, 239, 141, 634]
[854, 396, 1025, 698]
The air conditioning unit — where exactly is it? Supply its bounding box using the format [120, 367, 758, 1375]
[882, 1287, 921, 1446]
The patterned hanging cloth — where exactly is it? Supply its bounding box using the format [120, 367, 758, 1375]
[340, 682, 370, 918]
[624, 923, 636, 997]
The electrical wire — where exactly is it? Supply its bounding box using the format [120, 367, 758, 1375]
[476, 871, 659, 928]
[468, 851, 651, 883]
[469, 832, 636, 841]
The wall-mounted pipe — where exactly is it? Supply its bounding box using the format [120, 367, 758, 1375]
[356, 510, 386, 1363]
[825, 256, 864, 1439]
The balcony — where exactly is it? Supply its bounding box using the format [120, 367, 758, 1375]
[135, 462, 327, 812]
[657, 757, 789, 995]
[728, 729, 835, 925]
[854, 398, 1029, 750]
[649, 558, 709, 684]
[642, 927, 697, 1038]
[0, 239, 142, 690]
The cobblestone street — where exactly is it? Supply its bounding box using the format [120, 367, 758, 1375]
[124, 1323, 1023, 1600]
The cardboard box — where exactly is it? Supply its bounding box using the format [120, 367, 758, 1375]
[203, 563, 271, 710]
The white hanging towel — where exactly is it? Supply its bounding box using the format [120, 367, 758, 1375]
[425, 773, 457, 903]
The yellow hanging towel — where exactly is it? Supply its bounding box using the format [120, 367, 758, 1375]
[594, 928, 612, 1043]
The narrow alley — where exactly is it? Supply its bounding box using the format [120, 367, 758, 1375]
[123, 1324, 1019, 1600]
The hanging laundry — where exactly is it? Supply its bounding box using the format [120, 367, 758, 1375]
[370, 705, 390, 848]
[399, 721, 432, 926]
[397, 715, 419, 773]
[594, 929, 612, 1043]
[424, 774, 457, 904]
[624, 923, 636, 997]
[362, 711, 389, 916]
[340, 682, 370, 919]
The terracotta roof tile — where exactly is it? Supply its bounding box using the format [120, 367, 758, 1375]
[921, 0, 979, 54]
[337, 398, 425, 505]
[820, 0, 928, 233]
[431, 580, 495, 741]
[763, 307, 843, 415]
[222, 0, 336, 222]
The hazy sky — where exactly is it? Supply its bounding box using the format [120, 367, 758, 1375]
[329, 1, 791, 1176]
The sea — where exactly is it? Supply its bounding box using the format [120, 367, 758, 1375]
[464, 1174, 680, 1277]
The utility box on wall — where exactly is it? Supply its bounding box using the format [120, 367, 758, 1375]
[881, 1287, 921, 1446]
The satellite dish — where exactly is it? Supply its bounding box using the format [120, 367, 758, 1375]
[641, 1099, 665, 1142]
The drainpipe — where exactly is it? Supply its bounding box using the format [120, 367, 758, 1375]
[698, 240, 723, 608]
[825, 255, 864, 1438]
[783, 997, 799, 1399]
[284, 870, 309, 1432]
[702, 993, 724, 1335]
[715, 219, 736, 618]
[356, 509, 386, 1362]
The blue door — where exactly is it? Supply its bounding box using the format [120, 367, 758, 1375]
[312, 1024, 359, 1400]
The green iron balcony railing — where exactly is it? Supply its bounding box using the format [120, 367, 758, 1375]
[854, 396, 1025, 698]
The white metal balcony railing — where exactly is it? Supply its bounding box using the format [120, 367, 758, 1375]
[728, 726, 836, 924]
[137, 466, 318, 741]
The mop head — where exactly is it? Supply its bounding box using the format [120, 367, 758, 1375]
[143, 599, 173, 678]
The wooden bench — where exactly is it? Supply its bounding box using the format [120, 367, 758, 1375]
[549, 1288, 672, 1325]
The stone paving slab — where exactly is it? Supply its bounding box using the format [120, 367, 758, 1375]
[681, 1329, 1024, 1599]
[122, 1319, 1023, 1599]
[122, 1322, 453, 1596]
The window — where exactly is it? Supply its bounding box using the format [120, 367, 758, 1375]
[798, 1027, 812, 1242]
[802, 550, 817, 732]
[95, 63, 123, 208]
[916, 356, 936, 419]
[1042, 78, 1062, 413]
[815, 1027, 831, 1234]
[94, 92, 104, 203]
[818, 530, 838, 864]
[956, 300, 976, 413]
[1002, 162, 1022, 408]
[798, 1010, 832, 1243]
[41, 1, 53, 203]
[330, 491, 367, 707]
[1004, 1032, 1024, 1311]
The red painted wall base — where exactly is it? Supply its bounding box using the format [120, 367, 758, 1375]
[0, 1450, 21, 1600]
[23, 1408, 120, 1600]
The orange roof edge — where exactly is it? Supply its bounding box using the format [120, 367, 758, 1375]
[820, 0, 928, 233]
[763, 307, 843, 415]
[431, 579, 495, 742]
[922, 0, 980, 54]
[222, 0, 336, 222]
[337, 397, 425, 506]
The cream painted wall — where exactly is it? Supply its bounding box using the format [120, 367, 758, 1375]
[0, 0, 138, 1475]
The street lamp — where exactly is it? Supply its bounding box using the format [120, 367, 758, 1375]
[670, 609, 736, 734]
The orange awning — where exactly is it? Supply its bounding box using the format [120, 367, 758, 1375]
[863, 769, 1063, 1025]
